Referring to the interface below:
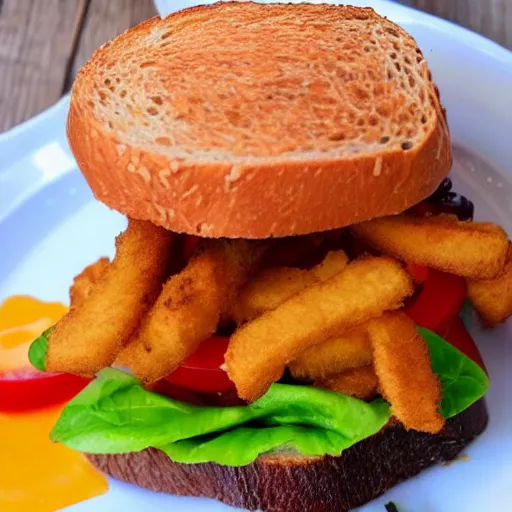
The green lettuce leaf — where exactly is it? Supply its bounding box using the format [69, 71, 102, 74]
[28, 328, 51, 371]
[47, 326, 489, 466]
[51, 368, 391, 465]
[162, 426, 356, 466]
[419, 327, 489, 418]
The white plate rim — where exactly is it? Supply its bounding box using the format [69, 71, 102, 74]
[1, 2, 512, 512]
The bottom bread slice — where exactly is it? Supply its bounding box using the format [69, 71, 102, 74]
[87, 398, 488, 512]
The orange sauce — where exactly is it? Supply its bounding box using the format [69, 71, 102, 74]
[0, 296, 108, 512]
[0, 296, 66, 372]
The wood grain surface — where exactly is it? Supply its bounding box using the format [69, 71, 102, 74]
[0, 0, 510, 132]
[0, 0, 156, 132]
[409, 0, 512, 49]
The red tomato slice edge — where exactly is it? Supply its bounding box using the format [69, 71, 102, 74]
[0, 368, 90, 412]
[165, 336, 235, 393]
[405, 268, 467, 336]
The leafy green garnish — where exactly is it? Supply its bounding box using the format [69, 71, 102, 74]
[47, 326, 489, 466]
[419, 327, 489, 418]
[51, 368, 391, 466]
[385, 502, 399, 512]
[28, 328, 52, 371]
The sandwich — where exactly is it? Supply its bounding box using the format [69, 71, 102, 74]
[28, 3, 512, 511]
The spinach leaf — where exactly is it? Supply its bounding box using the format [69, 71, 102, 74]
[419, 327, 489, 418]
[51, 368, 391, 466]
[28, 328, 52, 371]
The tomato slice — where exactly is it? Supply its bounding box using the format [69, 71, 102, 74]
[0, 368, 90, 411]
[405, 268, 467, 337]
[165, 336, 234, 393]
[406, 263, 429, 284]
[444, 317, 486, 371]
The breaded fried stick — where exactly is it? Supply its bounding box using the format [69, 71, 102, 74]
[226, 256, 413, 402]
[316, 365, 378, 401]
[367, 312, 444, 434]
[231, 250, 348, 323]
[289, 326, 372, 381]
[352, 214, 508, 279]
[116, 239, 267, 384]
[46, 219, 174, 377]
[69, 257, 110, 308]
[468, 244, 512, 326]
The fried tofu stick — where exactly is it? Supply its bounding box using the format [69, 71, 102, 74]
[46, 220, 174, 377]
[311, 250, 349, 281]
[316, 365, 378, 401]
[226, 257, 413, 402]
[69, 257, 110, 308]
[231, 267, 317, 323]
[468, 244, 512, 326]
[116, 239, 267, 384]
[231, 250, 348, 323]
[367, 312, 444, 434]
[289, 326, 372, 381]
[351, 214, 509, 279]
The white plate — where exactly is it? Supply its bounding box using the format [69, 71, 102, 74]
[1, 1, 511, 511]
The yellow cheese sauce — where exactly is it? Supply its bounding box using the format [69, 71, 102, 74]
[0, 296, 108, 512]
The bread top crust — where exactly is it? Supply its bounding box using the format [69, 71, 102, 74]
[68, 2, 452, 238]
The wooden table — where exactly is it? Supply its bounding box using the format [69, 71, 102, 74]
[0, 0, 510, 133]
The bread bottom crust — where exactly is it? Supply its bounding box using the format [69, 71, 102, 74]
[87, 399, 488, 512]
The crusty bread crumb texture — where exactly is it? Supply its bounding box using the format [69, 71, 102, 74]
[68, 2, 452, 238]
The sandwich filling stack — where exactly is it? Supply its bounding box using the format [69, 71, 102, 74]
[28, 3, 511, 511]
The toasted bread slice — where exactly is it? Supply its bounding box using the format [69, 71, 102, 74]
[87, 398, 487, 512]
[68, 2, 451, 238]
